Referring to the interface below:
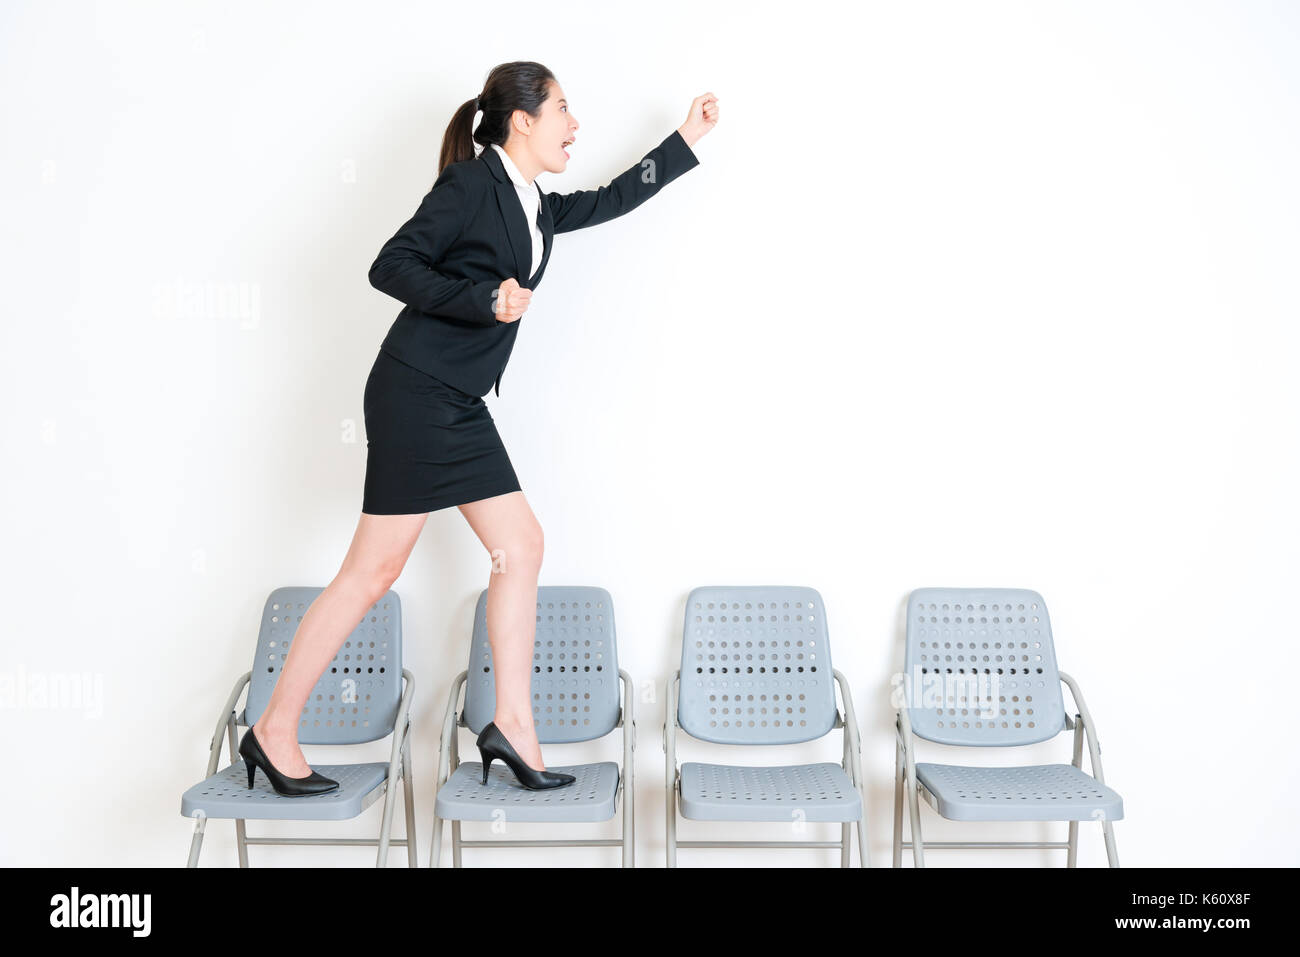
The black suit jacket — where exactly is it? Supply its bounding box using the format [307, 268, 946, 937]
[369, 128, 700, 397]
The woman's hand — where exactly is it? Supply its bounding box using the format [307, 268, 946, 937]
[677, 93, 719, 149]
[493, 277, 532, 323]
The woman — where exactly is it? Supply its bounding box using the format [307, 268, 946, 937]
[238, 61, 719, 795]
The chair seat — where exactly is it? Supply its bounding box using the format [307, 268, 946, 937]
[915, 762, 1124, 822]
[435, 761, 621, 822]
[678, 761, 862, 822]
[180, 762, 390, 821]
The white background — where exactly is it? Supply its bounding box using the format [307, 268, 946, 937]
[2, 0, 1296, 867]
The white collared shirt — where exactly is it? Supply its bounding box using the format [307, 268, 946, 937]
[490, 143, 544, 282]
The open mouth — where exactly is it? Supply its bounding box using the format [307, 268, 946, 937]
[561, 137, 574, 158]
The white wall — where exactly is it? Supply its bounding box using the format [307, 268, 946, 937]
[2, 0, 1296, 867]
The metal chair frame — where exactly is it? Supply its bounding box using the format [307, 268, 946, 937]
[185, 669, 416, 867]
[183, 587, 416, 867]
[893, 589, 1120, 868]
[664, 586, 870, 867]
[429, 669, 634, 866]
[428, 587, 635, 867]
[664, 668, 869, 866]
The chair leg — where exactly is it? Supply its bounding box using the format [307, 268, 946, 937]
[1103, 820, 1120, 867]
[906, 778, 925, 868]
[451, 820, 463, 868]
[1069, 711, 1083, 868]
[621, 770, 634, 868]
[666, 773, 678, 868]
[376, 773, 402, 868]
[402, 739, 417, 868]
[429, 814, 444, 868]
[857, 818, 870, 868]
[186, 812, 207, 868]
[235, 819, 249, 868]
[892, 740, 904, 867]
[841, 823, 850, 867]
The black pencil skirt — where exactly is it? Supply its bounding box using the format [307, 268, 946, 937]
[361, 348, 522, 515]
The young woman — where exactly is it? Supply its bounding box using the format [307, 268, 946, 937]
[237, 61, 718, 795]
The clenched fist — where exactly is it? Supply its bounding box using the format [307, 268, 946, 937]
[493, 277, 532, 323]
[677, 93, 719, 149]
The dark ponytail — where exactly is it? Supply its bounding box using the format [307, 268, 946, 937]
[437, 60, 557, 182]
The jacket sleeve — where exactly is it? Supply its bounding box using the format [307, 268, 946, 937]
[367, 163, 501, 328]
[545, 129, 700, 235]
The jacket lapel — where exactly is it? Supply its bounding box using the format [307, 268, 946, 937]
[533, 185, 552, 286]
[491, 181, 531, 288]
[483, 146, 549, 289]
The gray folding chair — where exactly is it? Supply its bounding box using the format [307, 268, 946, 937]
[180, 585, 416, 867]
[429, 585, 634, 867]
[664, 585, 869, 867]
[894, 587, 1123, 867]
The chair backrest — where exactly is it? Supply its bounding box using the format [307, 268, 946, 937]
[243, 585, 403, 745]
[462, 585, 620, 743]
[677, 585, 838, 745]
[902, 587, 1065, 747]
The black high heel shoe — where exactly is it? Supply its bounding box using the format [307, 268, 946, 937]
[476, 721, 576, 790]
[238, 726, 340, 797]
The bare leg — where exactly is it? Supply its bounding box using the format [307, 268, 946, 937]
[252, 511, 429, 776]
[457, 490, 547, 771]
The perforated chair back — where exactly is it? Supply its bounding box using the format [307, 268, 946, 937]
[903, 587, 1066, 747]
[462, 585, 620, 743]
[677, 585, 837, 745]
[243, 585, 403, 745]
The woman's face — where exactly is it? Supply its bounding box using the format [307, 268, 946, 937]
[519, 80, 579, 176]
